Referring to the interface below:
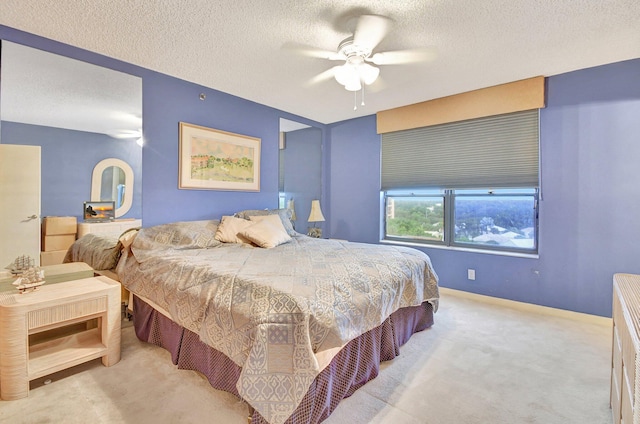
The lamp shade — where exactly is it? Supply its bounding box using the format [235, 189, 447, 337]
[307, 200, 325, 223]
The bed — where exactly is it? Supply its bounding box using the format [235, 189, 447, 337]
[73, 214, 439, 424]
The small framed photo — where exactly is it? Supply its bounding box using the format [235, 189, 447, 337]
[179, 122, 261, 191]
[83, 201, 115, 222]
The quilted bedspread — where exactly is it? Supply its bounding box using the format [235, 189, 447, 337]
[64, 233, 122, 270]
[119, 228, 439, 424]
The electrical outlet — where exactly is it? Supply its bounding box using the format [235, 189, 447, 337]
[467, 269, 476, 280]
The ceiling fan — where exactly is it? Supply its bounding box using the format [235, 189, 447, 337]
[288, 14, 435, 104]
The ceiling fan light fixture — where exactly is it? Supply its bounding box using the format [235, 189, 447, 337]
[333, 35, 380, 91]
[360, 63, 380, 85]
[335, 64, 363, 90]
[344, 78, 362, 92]
[334, 63, 356, 86]
[334, 61, 378, 91]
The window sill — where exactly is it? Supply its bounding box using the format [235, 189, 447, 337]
[380, 239, 539, 259]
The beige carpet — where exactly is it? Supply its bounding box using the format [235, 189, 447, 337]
[0, 291, 613, 424]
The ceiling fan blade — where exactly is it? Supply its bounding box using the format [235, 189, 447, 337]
[307, 66, 340, 86]
[369, 48, 437, 65]
[282, 42, 343, 60]
[367, 75, 387, 93]
[353, 15, 392, 50]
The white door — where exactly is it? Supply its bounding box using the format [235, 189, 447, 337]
[0, 144, 41, 267]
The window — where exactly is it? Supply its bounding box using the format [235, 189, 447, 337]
[385, 188, 538, 253]
[385, 190, 445, 243]
[381, 109, 540, 254]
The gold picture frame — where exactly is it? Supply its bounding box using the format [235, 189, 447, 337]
[179, 122, 261, 191]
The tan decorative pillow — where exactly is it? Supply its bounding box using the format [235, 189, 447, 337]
[234, 208, 297, 236]
[249, 214, 288, 232]
[214, 216, 254, 244]
[239, 218, 292, 248]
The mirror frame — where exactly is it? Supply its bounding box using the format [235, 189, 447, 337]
[91, 158, 134, 218]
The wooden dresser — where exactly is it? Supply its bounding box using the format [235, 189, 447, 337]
[611, 273, 640, 424]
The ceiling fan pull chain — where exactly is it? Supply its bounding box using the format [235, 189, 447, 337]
[361, 85, 365, 106]
[353, 91, 357, 110]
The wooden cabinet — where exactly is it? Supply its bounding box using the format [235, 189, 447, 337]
[611, 273, 640, 424]
[0, 276, 121, 400]
[77, 219, 142, 238]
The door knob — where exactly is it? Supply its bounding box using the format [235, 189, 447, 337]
[27, 215, 38, 220]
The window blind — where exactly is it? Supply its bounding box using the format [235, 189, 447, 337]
[381, 110, 539, 190]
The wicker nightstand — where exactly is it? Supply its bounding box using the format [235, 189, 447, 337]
[0, 275, 121, 400]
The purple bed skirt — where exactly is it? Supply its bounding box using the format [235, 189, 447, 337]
[133, 296, 434, 424]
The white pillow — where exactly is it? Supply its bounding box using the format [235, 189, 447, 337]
[239, 218, 292, 248]
[214, 216, 254, 244]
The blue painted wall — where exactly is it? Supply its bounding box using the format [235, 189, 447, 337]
[1, 122, 142, 219]
[140, 70, 281, 226]
[328, 58, 640, 317]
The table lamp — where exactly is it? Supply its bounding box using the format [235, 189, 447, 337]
[307, 199, 325, 238]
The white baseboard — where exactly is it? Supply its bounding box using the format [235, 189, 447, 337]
[439, 287, 611, 327]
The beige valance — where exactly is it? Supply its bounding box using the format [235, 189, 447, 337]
[376, 76, 545, 134]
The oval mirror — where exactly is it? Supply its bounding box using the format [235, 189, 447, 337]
[91, 158, 134, 217]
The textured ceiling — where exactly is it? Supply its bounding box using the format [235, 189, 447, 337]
[1, 0, 639, 125]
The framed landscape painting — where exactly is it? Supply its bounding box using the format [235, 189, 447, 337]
[179, 122, 261, 191]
